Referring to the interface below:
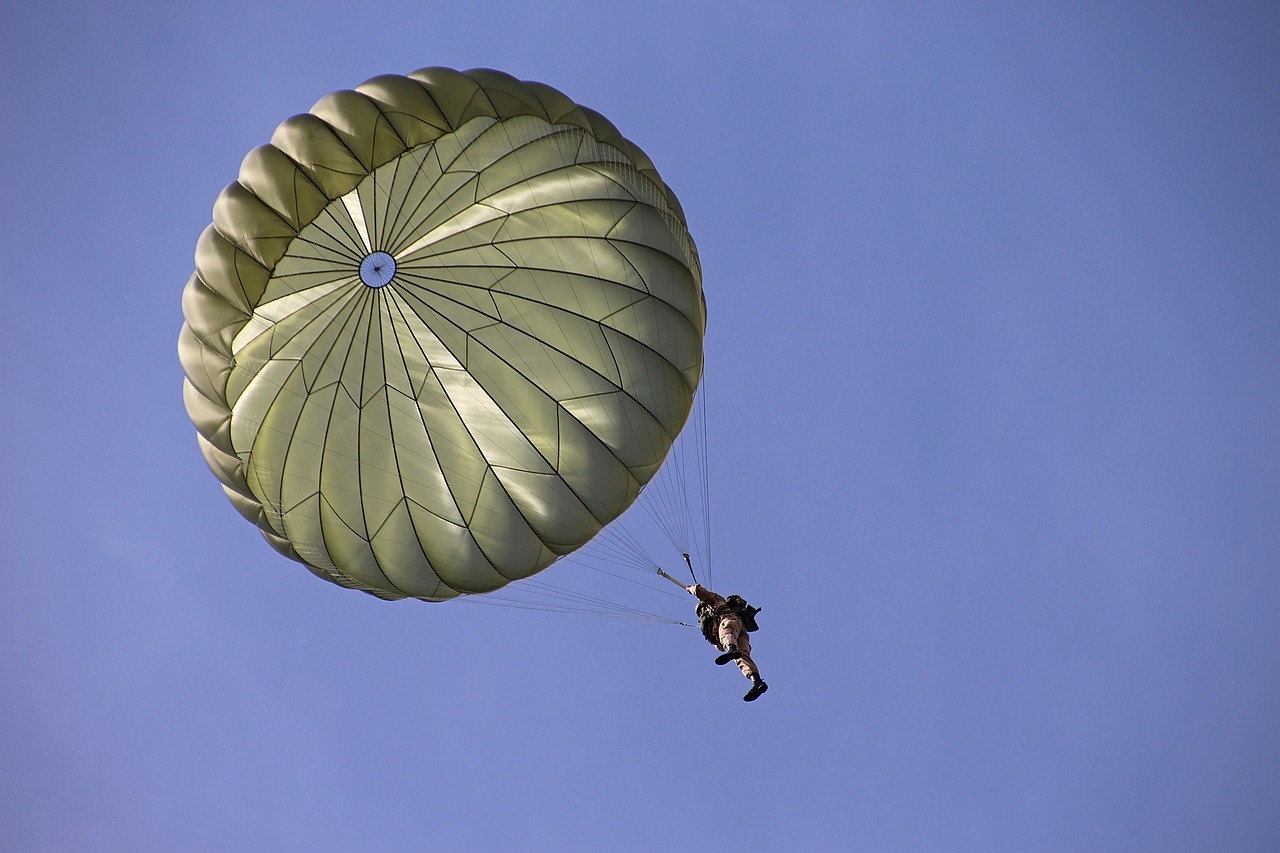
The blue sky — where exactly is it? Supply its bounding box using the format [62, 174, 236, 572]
[3, 1, 1278, 850]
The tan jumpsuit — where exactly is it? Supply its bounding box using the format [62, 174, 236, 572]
[689, 584, 759, 681]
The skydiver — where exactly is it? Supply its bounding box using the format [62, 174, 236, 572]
[686, 583, 768, 701]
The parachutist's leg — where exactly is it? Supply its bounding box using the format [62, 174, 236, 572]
[717, 615, 743, 653]
[733, 632, 759, 680]
[736, 633, 766, 700]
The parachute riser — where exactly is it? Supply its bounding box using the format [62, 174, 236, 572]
[656, 567, 687, 589]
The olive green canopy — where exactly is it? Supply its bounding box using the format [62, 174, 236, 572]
[178, 67, 704, 601]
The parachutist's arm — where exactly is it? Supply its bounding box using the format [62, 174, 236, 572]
[686, 584, 723, 606]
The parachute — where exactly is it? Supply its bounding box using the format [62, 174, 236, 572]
[178, 67, 705, 602]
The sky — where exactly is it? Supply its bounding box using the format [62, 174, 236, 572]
[2, 1, 1278, 850]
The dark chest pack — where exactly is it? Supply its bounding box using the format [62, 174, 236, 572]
[698, 595, 762, 643]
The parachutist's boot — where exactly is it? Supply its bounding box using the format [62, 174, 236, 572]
[715, 645, 741, 666]
[743, 675, 768, 702]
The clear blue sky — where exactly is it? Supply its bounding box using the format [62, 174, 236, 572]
[3, 1, 1278, 850]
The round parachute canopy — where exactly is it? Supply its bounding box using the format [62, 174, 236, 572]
[178, 67, 704, 601]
